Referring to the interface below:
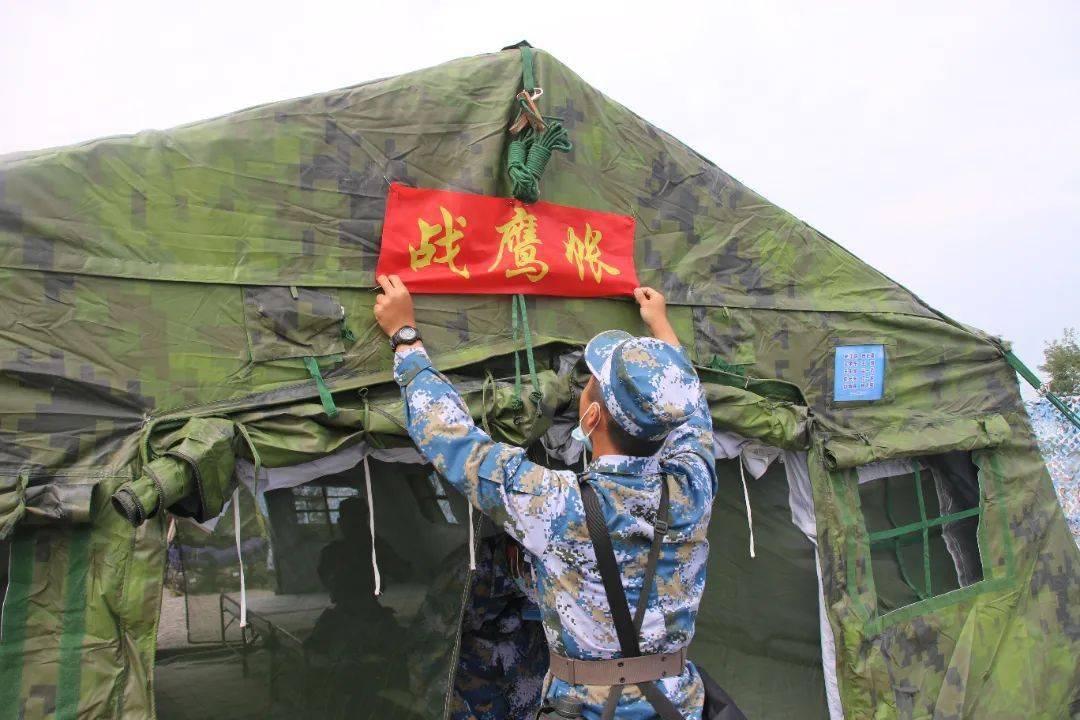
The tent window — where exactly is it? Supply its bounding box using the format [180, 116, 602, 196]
[292, 485, 359, 534]
[857, 453, 984, 613]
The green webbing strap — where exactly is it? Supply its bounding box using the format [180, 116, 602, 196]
[511, 298, 523, 408]
[359, 389, 385, 449]
[510, 294, 543, 416]
[913, 468, 932, 599]
[480, 372, 496, 436]
[0, 532, 35, 716]
[520, 45, 536, 95]
[709, 355, 747, 378]
[869, 506, 982, 545]
[884, 477, 927, 601]
[55, 526, 92, 720]
[1003, 350, 1080, 430]
[519, 295, 542, 410]
[302, 357, 339, 418]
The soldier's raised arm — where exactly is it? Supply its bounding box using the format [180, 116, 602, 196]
[633, 286, 717, 497]
[375, 275, 572, 555]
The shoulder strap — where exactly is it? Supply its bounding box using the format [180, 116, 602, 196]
[579, 475, 684, 720]
[634, 476, 669, 631]
[579, 481, 640, 656]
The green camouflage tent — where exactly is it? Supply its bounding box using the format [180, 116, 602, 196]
[0, 44, 1078, 719]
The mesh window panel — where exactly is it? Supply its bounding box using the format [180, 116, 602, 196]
[158, 458, 473, 720]
[858, 453, 983, 615]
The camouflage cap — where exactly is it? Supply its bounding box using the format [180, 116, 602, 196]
[584, 330, 702, 441]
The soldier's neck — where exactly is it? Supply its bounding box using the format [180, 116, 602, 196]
[589, 430, 620, 459]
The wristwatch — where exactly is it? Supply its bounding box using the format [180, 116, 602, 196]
[389, 325, 421, 350]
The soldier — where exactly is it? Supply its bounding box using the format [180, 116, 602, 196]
[451, 534, 547, 720]
[316, 496, 411, 613]
[375, 274, 715, 720]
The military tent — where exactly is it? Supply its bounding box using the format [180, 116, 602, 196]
[0, 44, 1078, 719]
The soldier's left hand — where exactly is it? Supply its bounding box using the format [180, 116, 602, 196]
[374, 274, 416, 337]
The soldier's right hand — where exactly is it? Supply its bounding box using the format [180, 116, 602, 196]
[633, 286, 679, 347]
[634, 285, 667, 328]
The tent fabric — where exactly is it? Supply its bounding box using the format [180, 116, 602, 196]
[0, 52, 939, 321]
[0, 45, 1078, 719]
[783, 450, 845, 720]
[692, 458, 830, 719]
[820, 413, 1009, 470]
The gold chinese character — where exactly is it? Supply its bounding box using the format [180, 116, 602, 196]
[411, 206, 470, 279]
[489, 207, 549, 282]
[564, 223, 620, 283]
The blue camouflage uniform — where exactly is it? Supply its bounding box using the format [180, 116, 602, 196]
[450, 535, 546, 720]
[395, 331, 715, 720]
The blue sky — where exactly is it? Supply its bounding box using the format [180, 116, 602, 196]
[2, 1, 1076, 384]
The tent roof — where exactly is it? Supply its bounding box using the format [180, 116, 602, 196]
[1, 47, 948, 319]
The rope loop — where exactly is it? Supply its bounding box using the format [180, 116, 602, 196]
[533, 119, 572, 153]
[525, 143, 551, 175]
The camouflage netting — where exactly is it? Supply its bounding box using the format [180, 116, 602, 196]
[1028, 396, 1080, 545]
[0, 44, 1077, 719]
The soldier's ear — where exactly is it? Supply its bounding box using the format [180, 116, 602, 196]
[586, 401, 605, 433]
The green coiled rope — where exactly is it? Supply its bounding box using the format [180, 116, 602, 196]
[507, 46, 572, 204]
[508, 123, 572, 203]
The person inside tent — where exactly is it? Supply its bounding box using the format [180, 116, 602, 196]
[298, 494, 410, 715]
[375, 275, 716, 720]
[316, 495, 412, 613]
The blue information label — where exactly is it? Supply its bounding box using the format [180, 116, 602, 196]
[834, 344, 885, 402]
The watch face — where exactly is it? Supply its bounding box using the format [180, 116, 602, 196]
[398, 327, 417, 342]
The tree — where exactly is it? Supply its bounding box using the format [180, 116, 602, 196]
[1040, 328, 1080, 396]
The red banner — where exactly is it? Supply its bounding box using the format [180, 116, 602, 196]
[376, 183, 638, 296]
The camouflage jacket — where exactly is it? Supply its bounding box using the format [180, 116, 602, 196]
[395, 346, 716, 719]
[452, 535, 546, 720]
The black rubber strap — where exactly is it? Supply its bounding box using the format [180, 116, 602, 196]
[580, 481, 640, 657]
[638, 680, 687, 720]
[579, 476, 683, 720]
[634, 475, 670, 631]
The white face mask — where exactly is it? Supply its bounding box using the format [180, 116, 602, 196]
[571, 401, 600, 456]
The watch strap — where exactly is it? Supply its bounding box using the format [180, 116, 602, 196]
[390, 326, 421, 350]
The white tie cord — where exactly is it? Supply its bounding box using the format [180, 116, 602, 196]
[739, 459, 756, 559]
[232, 487, 248, 627]
[363, 454, 382, 596]
[467, 502, 477, 571]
